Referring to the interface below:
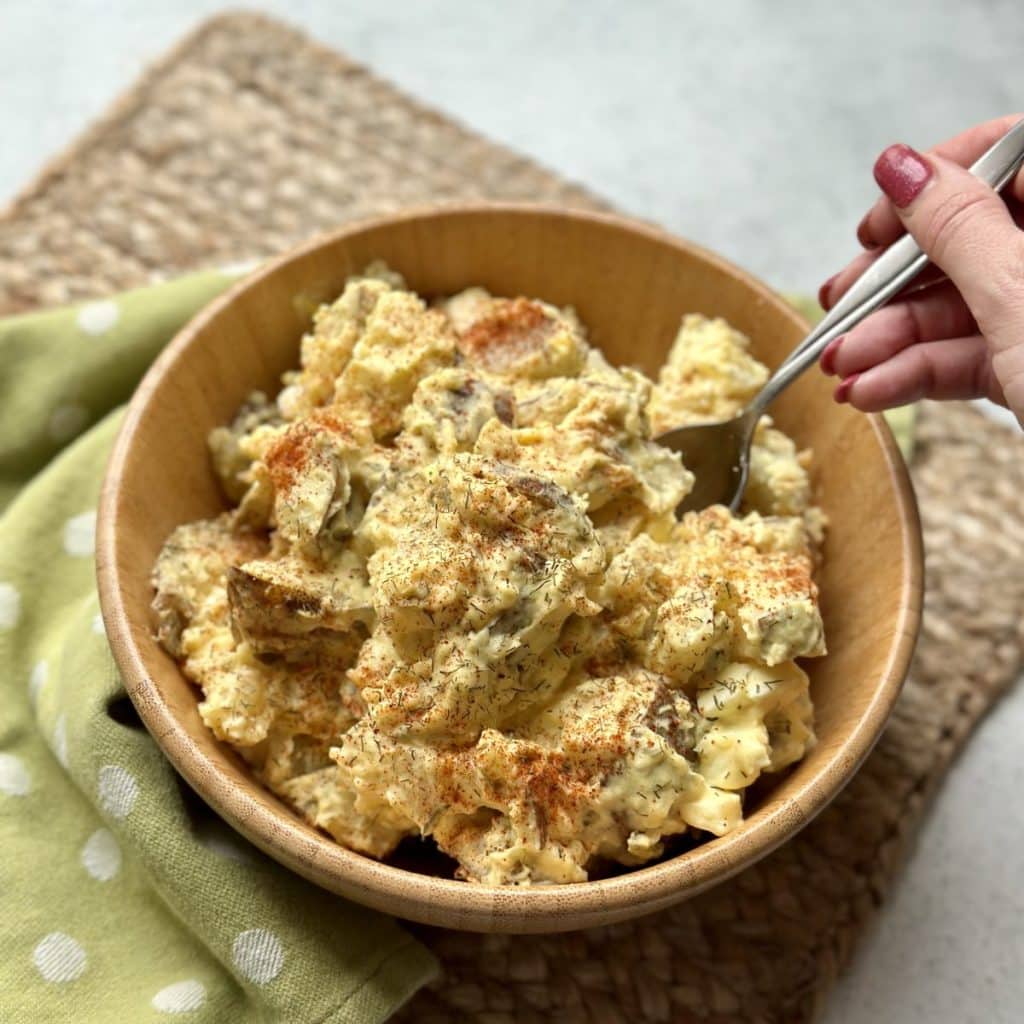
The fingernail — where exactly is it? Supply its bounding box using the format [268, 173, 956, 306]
[820, 336, 843, 376]
[856, 215, 879, 249]
[818, 274, 837, 309]
[873, 144, 932, 208]
[834, 373, 860, 404]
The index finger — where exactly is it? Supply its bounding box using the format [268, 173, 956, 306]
[857, 113, 1024, 250]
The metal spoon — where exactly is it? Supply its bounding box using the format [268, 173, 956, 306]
[657, 117, 1024, 515]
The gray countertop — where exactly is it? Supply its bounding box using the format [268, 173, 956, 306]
[4, 2, 1023, 1020]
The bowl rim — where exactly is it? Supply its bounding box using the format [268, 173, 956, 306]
[96, 202, 924, 931]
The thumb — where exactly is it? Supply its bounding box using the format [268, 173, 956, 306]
[873, 144, 1024, 359]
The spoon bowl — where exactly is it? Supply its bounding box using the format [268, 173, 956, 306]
[660, 410, 757, 514]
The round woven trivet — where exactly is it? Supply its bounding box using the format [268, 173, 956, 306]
[3, 14, 1022, 1022]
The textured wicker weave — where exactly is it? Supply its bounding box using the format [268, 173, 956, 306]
[3, 14, 1022, 1022]
[0, 13, 603, 314]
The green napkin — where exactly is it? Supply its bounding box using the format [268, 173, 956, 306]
[0, 269, 437, 1024]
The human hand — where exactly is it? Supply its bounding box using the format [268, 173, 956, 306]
[817, 115, 1024, 426]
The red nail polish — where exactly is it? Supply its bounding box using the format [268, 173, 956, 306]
[818, 274, 837, 309]
[873, 144, 932, 208]
[856, 215, 878, 249]
[820, 336, 843, 376]
[834, 374, 860, 404]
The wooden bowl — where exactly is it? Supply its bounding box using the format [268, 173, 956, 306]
[97, 205, 922, 933]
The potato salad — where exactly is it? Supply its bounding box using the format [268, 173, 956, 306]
[152, 264, 826, 885]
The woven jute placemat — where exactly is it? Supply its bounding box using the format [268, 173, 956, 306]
[3, 13, 1022, 1022]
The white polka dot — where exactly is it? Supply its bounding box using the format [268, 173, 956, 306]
[63, 510, 97, 557]
[218, 258, 259, 276]
[47, 403, 90, 443]
[33, 932, 87, 983]
[29, 660, 47, 707]
[0, 582, 20, 629]
[152, 979, 207, 1013]
[81, 828, 121, 881]
[196, 817, 255, 863]
[76, 300, 119, 335]
[98, 764, 138, 819]
[0, 753, 31, 796]
[232, 928, 284, 985]
[91, 613, 106, 636]
[52, 714, 69, 768]
[202, 833, 254, 864]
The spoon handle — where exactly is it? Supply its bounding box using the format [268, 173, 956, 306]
[754, 117, 1024, 415]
